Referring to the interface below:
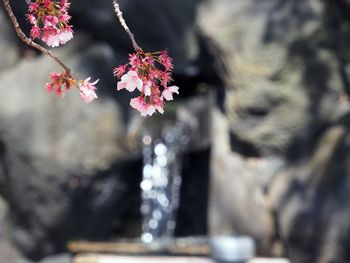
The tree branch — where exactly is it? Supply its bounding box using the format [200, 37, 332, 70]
[113, 0, 141, 51]
[3, 0, 71, 74]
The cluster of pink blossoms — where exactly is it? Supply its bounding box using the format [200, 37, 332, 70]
[114, 50, 179, 116]
[27, 0, 73, 47]
[46, 71, 98, 103]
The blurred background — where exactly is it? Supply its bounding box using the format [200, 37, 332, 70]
[0, 0, 350, 262]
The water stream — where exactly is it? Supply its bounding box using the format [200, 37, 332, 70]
[140, 121, 190, 245]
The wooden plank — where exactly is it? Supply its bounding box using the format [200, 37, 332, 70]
[73, 255, 290, 263]
[250, 259, 290, 263]
[74, 254, 213, 263]
[68, 240, 210, 256]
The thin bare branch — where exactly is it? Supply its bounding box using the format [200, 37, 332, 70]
[113, 0, 141, 51]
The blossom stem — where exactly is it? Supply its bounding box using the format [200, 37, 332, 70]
[2, 0, 71, 74]
[112, 0, 141, 51]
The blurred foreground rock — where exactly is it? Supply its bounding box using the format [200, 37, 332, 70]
[201, 0, 350, 262]
[0, 196, 15, 262]
[0, 6, 20, 73]
[199, 0, 347, 157]
[269, 116, 350, 262]
[0, 36, 144, 260]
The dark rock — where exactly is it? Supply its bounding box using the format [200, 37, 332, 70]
[0, 37, 144, 260]
[40, 253, 71, 263]
[208, 110, 283, 255]
[198, 0, 348, 158]
[176, 147, 211, 236]
[269, 114, 350, 263]
[0, 197, 14, 262]
[201, 0, 350, 261]
[0, 6, 20, 72]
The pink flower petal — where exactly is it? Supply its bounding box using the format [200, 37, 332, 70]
[119, 70, 143, 92]
[79, 77, 98, 103]
[130, 96, 155, 117]
[162, 85, 179, 101]
[117, 81, 127, 91]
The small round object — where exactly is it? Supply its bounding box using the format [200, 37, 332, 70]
[210, 235, 255, 263]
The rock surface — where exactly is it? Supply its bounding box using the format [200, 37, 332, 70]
[268, 117, 350, 262]
[198, 0, 347, 157]
[201, 0, 350, 262]
[0, 37, 144, 260]
[0, 6, 20, 73]
[0, 196, 14, 262]
[2, 0, 350, 262]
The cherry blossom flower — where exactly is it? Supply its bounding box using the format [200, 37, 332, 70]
[43, 31, 60, 47]
[130, 96, 156, 117]
[28, 2, 39, 12]
[143, 81, 152, 96]
[46, 71, 98, 103]
[162, 85, 179, 101]
[153, 96, 164, 114]
[114, 49, 179, 116]
[26, 0, 73, 47]
[117, 70, 143, 92]
[30, 25, 40, 39]
[58, 28, 73, 44]
[45, 71, 74, 96]
[159, 50, 173, 71]
[78, 77, 99, 103]
[113, 64, 127, 78]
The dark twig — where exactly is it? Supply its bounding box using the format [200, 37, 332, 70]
[113, 0, 141, 51]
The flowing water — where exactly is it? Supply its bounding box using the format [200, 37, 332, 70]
[140, 121, 190, 244]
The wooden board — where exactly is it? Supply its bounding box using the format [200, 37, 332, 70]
[73, 254, 290, 263]
[74, 255, 213, 263]
[68, 240, 210, 256]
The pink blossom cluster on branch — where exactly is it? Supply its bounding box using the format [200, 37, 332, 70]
[114, 50, 179, 116]
[4, 0, 179, 115]
[46, 72, 98, 103]
[27, 0, 73, 47]
[24, 0, 98, 103]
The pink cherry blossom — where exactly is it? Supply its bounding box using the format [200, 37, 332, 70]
[30, 26, 41, 39]
[113, 64, 127, 78]
[45, 71, 74, 96]
[44, 15, 58, 28]
[153, 97, 164, 114]
[28, 3, 39, 12]
[130, 96, 156, 117]
[143, 81, 152, 96]
[129, 53, 141, 68]
[26, 0, 73, 47]
[117, 70, 143, 92]
[58, 28, 73, 44]
[27, 14, 37, 24]
[43, 30, 60, 47]
[58, 14, 71, 22]
[114, 49, 179, 116]
[79, 77, 98, 103]
[162, 86, 179, 101]
[159, 50, 173, 71]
